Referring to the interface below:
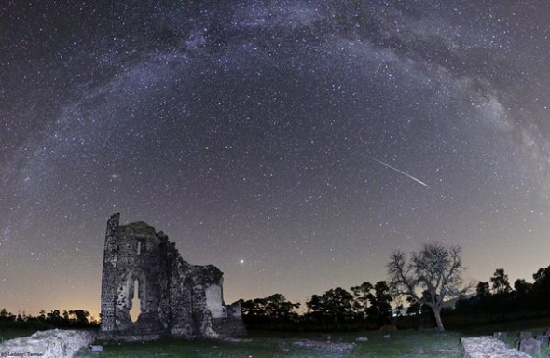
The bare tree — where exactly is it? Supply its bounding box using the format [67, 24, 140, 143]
[387, 242, 467, 330]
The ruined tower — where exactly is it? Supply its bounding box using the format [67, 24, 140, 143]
[100, 213, 245, 340]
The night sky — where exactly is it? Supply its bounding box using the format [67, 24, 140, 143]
[1, 1, 549, 319]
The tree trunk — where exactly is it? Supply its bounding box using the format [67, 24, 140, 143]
[432, 306, 445, 331]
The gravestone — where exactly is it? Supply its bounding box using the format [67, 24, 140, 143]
[518, 338, 541, 356]
[535, 335, 549, 347]
[542, 328, 550, 346]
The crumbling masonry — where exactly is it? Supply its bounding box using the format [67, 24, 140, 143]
[100, 213, 245, 340]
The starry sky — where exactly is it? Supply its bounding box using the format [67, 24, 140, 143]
[1, 1, 549, 318]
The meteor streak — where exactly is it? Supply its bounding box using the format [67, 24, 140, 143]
[372, 158, 429, 188]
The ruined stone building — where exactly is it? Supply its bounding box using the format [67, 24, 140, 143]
[100, 213, 245, 340]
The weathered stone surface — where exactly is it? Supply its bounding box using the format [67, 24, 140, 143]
[461, 337, 531, 358]
[518, 338, 541, 356]
[0, 329, 96, 358]
[90, 345, 103, 352]
[293, 339, 356, 353]
[100, 213, 245, 341]
[355, 336, 368, 342]
[518, 331, 533, 340]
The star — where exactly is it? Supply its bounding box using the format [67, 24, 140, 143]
[0, 1, 548, 318]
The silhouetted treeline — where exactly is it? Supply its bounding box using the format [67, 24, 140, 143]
[0, 308, 99, 330]
[240, 281, 393, 331]
[443, 265, 550, 327]
[240, 265, 550, 332]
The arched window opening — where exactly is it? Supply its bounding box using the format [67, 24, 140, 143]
[130, 279, 141, 323]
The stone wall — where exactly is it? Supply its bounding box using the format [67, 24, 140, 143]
[212, 317, 247, 337]
[100, 213, 245, 340]
[99, 213, 119, 332]
[205, 284, 226, 318]
[227, 301, 243, 319]
[212, 301, 246, 336]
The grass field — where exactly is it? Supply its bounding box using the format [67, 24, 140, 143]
[77, 330, 463, 357]
[79, 320, 550, 358]
[4, 317, 550, 357]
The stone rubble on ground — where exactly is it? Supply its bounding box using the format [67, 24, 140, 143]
[292, 339, 356, 353]
[0, 329, 96, 358]
[220, 337, 253, 344]
[461, 337, 531, 358]
[90, 344, 103, 352]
